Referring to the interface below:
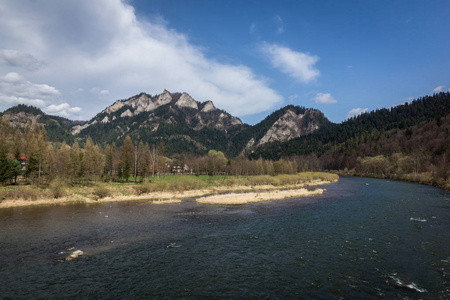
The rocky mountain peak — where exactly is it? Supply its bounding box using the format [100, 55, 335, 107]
[129, 93, 153, 114]
[257, 109, 303, 145]
[201, 100, 216, 112]
[103, 100, 125, 115]
[241, 106, 329, 152]
[175, 93, 198, 110]
[155, 89, 172, 107]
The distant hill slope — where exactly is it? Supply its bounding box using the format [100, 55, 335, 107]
[319, 113, 450, 171]
[2, 104, 75, 144]
[250, 92, 450, 160]
[230, 105, 331, 156]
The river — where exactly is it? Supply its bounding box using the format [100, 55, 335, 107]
[0, 177, 448, 299]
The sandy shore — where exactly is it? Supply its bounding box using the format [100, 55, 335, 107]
[0, 180, 333, 208]
[197, 188, 324, 204]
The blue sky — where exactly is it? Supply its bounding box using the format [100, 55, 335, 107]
[0, 0, 448, 124]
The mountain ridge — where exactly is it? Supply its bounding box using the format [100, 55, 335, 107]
[1, 89, 329, 156]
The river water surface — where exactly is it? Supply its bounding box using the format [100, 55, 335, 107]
[0, 177, 449, 299]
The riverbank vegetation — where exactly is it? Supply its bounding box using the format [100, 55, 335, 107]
[0, 172, 338, 208]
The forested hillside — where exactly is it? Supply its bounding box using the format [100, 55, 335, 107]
[78, 102, 234, 156]
[2, 105, 76, 144]
[229, 105, 330, 156]
[251, 92, 450, 160]
[250, 92, 450, 190]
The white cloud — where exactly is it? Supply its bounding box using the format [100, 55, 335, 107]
[314, 92, 337, 104]
[44, 103, 83, 118]
[273, 15, 285, 34]
[0, 72, 83, 118]
[3, 72, 22, 83]
[0, 0, 283, 119]
[261, 43, 319, 83]
[432, 85, 445, 93]
[0, 72, 60, 98]
[347, 107, 368, 118]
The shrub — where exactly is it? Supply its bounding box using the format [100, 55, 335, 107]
[92, 185, 111, 199]
[49, 180, 66, 199]
[134, 183, 153, 195]
[153, 181, 168, 192]
[445, 178, 450, 193]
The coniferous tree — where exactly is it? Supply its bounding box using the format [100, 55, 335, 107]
[0, 147, 10, 184]
[82, 137, 97, 181]
[91, 144, 105, 182]
[138, 142, 152, 182]
[120, 136, 134, 182]
[24, 123, 48, 185]
[104, 143, 116, 182]
[69, 141, 82, 182]
[56, 142, 71, 181]
[43, 144, 57, 183]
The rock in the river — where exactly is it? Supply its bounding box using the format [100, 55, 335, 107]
[65, 250, 84, 261]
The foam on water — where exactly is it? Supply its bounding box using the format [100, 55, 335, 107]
[410, 217, 427, 222]
[387, 273, 427, 293]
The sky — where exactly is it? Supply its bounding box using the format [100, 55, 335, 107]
[0, 0, 449, 124]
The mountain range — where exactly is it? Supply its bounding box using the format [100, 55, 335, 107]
[2, 90, 448, 190]
[0, 90, 330, 156]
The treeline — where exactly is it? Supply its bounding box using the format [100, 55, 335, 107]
[252, 92, 450, 160]
[321, 115, 450, 190]
[281, 116, 449, 191]
[248, 92, 450, 191]
[0, 116, 307, 186]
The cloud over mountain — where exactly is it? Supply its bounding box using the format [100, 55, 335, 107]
[261, 43, 320, 83]
[0, 0, 282, 119]
[347, 107, 368, 119]
[314, 93, 337, 104]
